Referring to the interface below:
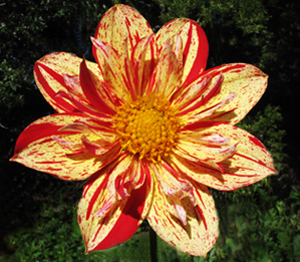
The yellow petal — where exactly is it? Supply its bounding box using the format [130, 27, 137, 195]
[79, 56, 116, 114]
[181, 93, 236, 126]
[52, 135, 84, 152]
[91, 37, 132, 102]
[183, 63, 268, 124]
[147, 177, 218, 257]
[65, 118, 115, 143]
[81, 135, 117, 156]
[155, 19, 208, 88]
[34, 52, 99, 113]
[78, 157, 151, 252]
[11, 113, 121, 180]
[170, 76, 210, 109]
[174, 122, 277, 191]
[176, 73, 223, 117]
[175, 139, 237, 163]
[146, 39, 183, 98]
[107, 154, 134, 200]
[94, 4, 153, 65]
[132, 34, 158, 96]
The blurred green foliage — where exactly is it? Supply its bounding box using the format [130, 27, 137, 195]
[1, 0, 300, 261]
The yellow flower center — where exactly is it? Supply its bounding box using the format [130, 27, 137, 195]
[113, 93, 180, 162]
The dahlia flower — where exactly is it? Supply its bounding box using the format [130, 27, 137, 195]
[11, 4, 276, 257]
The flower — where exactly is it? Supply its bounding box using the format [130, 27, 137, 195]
[11, 4, 276, 257]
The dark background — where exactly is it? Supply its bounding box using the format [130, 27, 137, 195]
[1, 0, 299, 261]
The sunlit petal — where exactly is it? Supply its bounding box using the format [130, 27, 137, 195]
[34, 52, 99, 113]
[173, 122, 276, 191]
[78, 158, 151, 252]
[132, 34, 158, 96]
[147, 179, 218, 257]
[91, 37, 132, 102]
[185, 63, 268, 124]
[155, 19, 209, 88]
[80, 57, 116, 115]
[11, 114, 121, 180]
[93, 4, 153, 65]
[147, 39, 183, 98]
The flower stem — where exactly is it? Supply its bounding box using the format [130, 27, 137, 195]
[149, 226, 158, 262]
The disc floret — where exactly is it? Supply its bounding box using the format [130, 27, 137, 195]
[113, 94, 180, 162]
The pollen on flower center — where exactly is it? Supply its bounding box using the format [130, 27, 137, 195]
[113, 93, 180, 162]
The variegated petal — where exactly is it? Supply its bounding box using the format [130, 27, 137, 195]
[174, 122, 276, 191]
[155, 19, 208, 88]
[34, 52, 99, 113]
[147, 39, 183, 98]
[78, 157, 151, 252]
[147, 177, 218, 257]
[93, 4, 153, 65]
[183, 63, 268, 124]
[11, 113, 121, 180]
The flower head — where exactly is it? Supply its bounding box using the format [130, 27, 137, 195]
[11, 4, 276, 257]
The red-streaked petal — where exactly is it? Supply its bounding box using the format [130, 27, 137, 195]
[74, 117, 113, 131]
[52, 135, 84, 153]
[180, 133, 230, 146]
[132, 34, 158, 96]
[93, 4, 153, 64]
[147, 180, 218, 257]
[81, 135, 117, 156]
[107, 154, 133, 200]
[150, 162, 195, 225]
[34, 52, 99, 113]
[80, 57, 116, 115]
[77, 158, 151, 252]
[174, 122, 276, 191]
[170, 76, 211, 108]
[151, 161, 192, 198]
[72, 118, 116, 143]
[10, 113, 121, 180]
[146, 39, 183, 98]
[175, 139, 237, 163]
[192, 63, 268, 124]
[12, 113, 82, 156]
[55, 90, 111, 120]
[181, 93, 236, 126]
[91, 37, 133, 102]
[62, 74, 88, 103]
[155, 19, 208, 88]
[177, 73, 223, 116]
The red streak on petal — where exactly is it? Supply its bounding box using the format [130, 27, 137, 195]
[35, 161, 66, 164]
[34, 62, 75, 112]
[45, 167, 63, 171]
[91, 179, 148, 251]
[166, 215, 176, 228]
[196, 205, 207, 230]
[57, 91, 110, 120]
[234, 152, 274, 172]
[248, 135, 266, 149]
[203, 63, 246, 79]
[125, 17, 134, 49]
[80, 58, 115, 115]
[86, 173, 109, 220]
[122, 58, 136, 99]
[181, 21, 209, 87]
[179, 74, 223, 116]
[173, 232, 181, 241]
[14, 114, 82, 155]
[181, 120, 223, 131]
